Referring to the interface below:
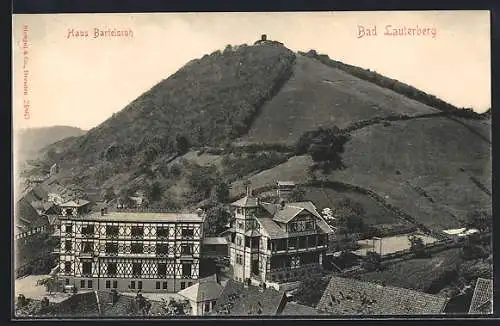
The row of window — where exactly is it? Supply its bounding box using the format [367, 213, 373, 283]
[64, 225, 195, 238]
[63, 241, 194, 255]
[64, 261, 193, 277]
[68, 279, 195, 290]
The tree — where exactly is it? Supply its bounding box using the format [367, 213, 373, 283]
[159, 298, 191, 316]
[362, 251, 382, 271]
[289, 187, 306, 202]
[17, 294, 28, 309]
[101, 187, 115, 202]
[204, 204, 232, 236]
[334, 199, 366, 235]
[37, 276, 57, 294]
[128, 292, 152, 316]
[408, 235, 429, 258]
[175, 135, 190, 155]
[294, 274, 330, 307]
[214, 181, 230, 203]
[465, 210, 492, 233]
[147, 181, 164, 203]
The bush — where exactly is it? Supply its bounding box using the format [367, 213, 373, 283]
[294, 275, 330, 307]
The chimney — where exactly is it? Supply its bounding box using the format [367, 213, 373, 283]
[261, 34, 267, 41]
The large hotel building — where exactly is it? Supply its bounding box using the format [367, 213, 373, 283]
[56, 206, 205, 293]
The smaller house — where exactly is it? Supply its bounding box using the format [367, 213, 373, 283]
[59, 199, 91, 216]
[211, 279, 287, 316]
[442, 228, 480, 241]
[316, 276, 449, 315]
[201, 237, 228, 258]
[177, 274, 224, 316]
[468, 278, 493, 314]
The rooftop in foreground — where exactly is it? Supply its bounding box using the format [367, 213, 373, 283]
[61, 211, 205, 223]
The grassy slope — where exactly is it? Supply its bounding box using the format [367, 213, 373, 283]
[330, 117, 491, 229]
[239, 55, 440, 145]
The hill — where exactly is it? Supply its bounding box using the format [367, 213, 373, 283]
[15, 126, 86, 163]
[29, 41, 491, 232]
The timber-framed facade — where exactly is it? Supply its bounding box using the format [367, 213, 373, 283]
[56, 210, 204, 293]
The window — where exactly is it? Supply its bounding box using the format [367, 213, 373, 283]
[82, 241, 93, 253]
[236, 254, 243, 265]
[105, 242, 118, 255]
[131, 243, 143, 254]
[237, 222, 244, 230]
[107, 263, 117, 276]
[113, 280, 118, 289]
[163, 282, 168, 290]
[158, 263, 167, 277]
[132, 263, 142, 276]
[65, 224, 72, 233]
[131, 226, 144, 237]
[181, 244, 192, 255]
[82, 225, 94, 236]
[156, 281, 160, 289]
[180, 282, 186, 290]
[236, 236, 242, 246]
[156, 243, 169, 256]
[157, 227, 169, 238]
[106, 280, 111, 289]
[288, 238, 297, 249]
[80, 280, 85, 288]
[65, 240, 72, 251]
[188, 282, 193, 287]
[64, 262, 71, 273]
[298, 237, 307, 249]
[106, 225, 119, 236]
[204, 302, 210, 313]
[130, 281, 136, 289]
[82, 262, 92, 275]
[291, 256, 300, 269]
[138, 281, 143, 290]
[182, 263, 192, 278]
[182, 228, 194, 238]
[65, 278, 70, 285]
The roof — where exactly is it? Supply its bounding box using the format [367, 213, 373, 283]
[280, 302, 323, 316]
[261, 201, 322, 223]
[277, 181, 296, 187]
[60, 199, 91, 207]
[69, 211, 204, 223]
[469, 278, 493, 314]
[212, 280, 287, 316]
[203, 237, 228, 245]
[231, 196, 260, 208]
[245, 229, 262, 237]
[316, 276, 449, 315]
[443, 228, 467, 235]
[178, 275, 224, 303]
[16, 197, 40, 228]
[257, 217, 287, 239]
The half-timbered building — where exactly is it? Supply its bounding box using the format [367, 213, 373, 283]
[227, 183, 334, 286]
[56, 209, 205, 293]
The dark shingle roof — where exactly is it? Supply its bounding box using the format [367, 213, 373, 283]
[280, 302, 324, 316]
[212, 280, 287, 316]
[317, 276, 449, 315]
[469, 278, 493, 314]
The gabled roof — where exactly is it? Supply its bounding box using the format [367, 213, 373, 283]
[317, 276, 449, 315]
[280, 302, 324, 316]
[469, 278, 493, 314]
[212, 280, 287, 316]
[60, 199, 91, 207]
[256, 217, 287, 239]
[260, 201, 322, 223]
[231, 196, 259, 208]
[178, 275, 224, 303]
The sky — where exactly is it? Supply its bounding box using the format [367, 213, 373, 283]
[12, 11, 491, 131]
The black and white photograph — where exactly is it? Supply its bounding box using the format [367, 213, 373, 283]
[12, 11, 492, 318]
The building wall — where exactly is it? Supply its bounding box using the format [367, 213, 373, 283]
[58, 218, 203, 293]
[59, 276, 197, 293]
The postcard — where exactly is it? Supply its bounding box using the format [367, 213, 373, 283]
[12, 11, 492, 319]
